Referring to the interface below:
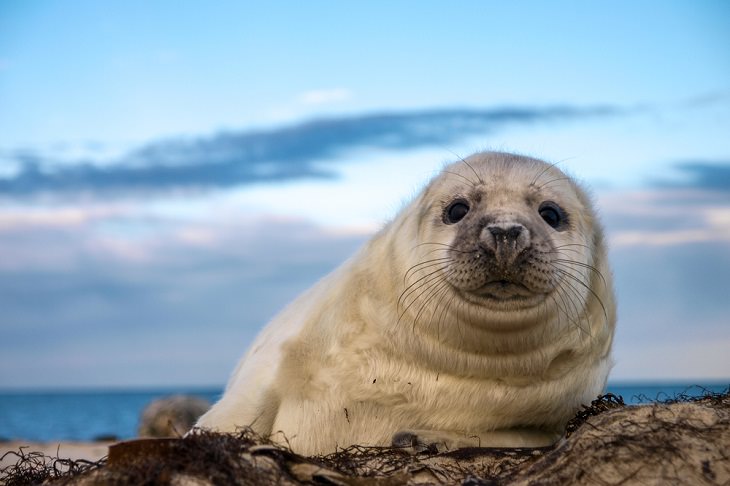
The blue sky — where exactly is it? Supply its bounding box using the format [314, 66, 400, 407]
[0, 1, 728, 388]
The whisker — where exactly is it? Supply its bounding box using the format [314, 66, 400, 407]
[455, 294, 467, 347]
[413, 277, 452, 334]
[530, 157, 575, 187]
[398, 265, 450, 309]
[553, 278, 589, 336]
[403, 257, 452, 283]
[413, 242, 459, 249]
[554, 243, 591, 250]
[556, 273, 593, 337]
[444, 149, 483, 186]
[442, 170, 479, 187]
[435, 291, 458, 342]
[552, 259, 608, 288]
[460, 159, 484, 185]
[554, 267, 608, 323]
[536, 176, 572, 191]
[413, 242, 479, 255]
[530, 160, 562, 187]
[546, 292, 567, 329]
[398, 269, 454, 328]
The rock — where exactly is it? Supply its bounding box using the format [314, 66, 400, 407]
[137, 395, 210, 438]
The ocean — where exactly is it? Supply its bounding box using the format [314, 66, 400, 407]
[0, 382, 727, 442]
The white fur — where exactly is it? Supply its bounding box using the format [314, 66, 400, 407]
[196, 152, 616, 455]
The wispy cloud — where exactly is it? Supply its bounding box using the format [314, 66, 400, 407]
[0, 104, 622, 197]
[0, 212, 368, 387]
[612, 227, 730, 246]
[602, 188, 730, 248]
[297, 88, 352, 105]
[601, 160, 730, 247]
[664, 162, 730, 191]
[679, 90, 730, 109]
[0, 206, 128, 230]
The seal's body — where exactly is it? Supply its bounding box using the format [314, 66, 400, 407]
[196, 152, 616, 455]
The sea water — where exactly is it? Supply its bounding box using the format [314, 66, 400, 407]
[0, 388, 221, 442]
[0, 383, 726, 442]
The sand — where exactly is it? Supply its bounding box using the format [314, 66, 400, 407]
[0, 440, 112, 470]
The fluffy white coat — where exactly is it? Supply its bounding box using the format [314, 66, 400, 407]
[196, 152, 616, 455]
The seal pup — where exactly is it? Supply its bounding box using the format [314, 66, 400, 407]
[195, 151, 616, 455]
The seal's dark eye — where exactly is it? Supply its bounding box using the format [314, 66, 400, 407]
[539, 202, 564, 229]
[444, 200, 469, 224]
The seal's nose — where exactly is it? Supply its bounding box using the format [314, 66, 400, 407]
[480, 222, 531, 263]
[488, 224, 523, 241]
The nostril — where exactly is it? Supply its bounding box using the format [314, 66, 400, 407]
[487, 224, 523, 241]
[488, 226, 505, 238]
[506, 226, 522, 239]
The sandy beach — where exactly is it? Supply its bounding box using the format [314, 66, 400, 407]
[0, 440, 113, 470]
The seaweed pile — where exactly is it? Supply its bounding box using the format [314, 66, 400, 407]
[2, 390, 728, 485]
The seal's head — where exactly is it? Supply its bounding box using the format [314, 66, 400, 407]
[399, 151, 611, 335]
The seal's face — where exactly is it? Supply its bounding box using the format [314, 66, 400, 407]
[407, 152, 596, 322]
[443, 190, 564, 307]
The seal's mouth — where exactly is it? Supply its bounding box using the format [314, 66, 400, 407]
[472, 280, 534, 300]
[455, 281, 546, 311]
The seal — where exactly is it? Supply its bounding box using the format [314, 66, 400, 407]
[195, 151, 616, 455]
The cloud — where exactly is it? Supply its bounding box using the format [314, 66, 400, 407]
[595, 179, 730, 377]
[0, 104, 622, 197]
[611, 228, 730, 246]
[600, 166, 730, 248]
[0, 150, 337, 197]
[611, 241, 730, 320]
[612, 333, 730, 381]
[0, 206, 127, 230]
[298, 88, 352, 105]
[680, 91, 730, 109]
[668, 162, 730, 191]
[641, 160, 730, 194]
[0, 213, 369, 388]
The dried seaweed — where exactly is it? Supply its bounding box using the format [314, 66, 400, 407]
[564, 393, 625, 437]
[100, 429, 299, 485]
[623, 384, 729, 405]
[0, 447, 105, 486]
[2, 388, 728, 486]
